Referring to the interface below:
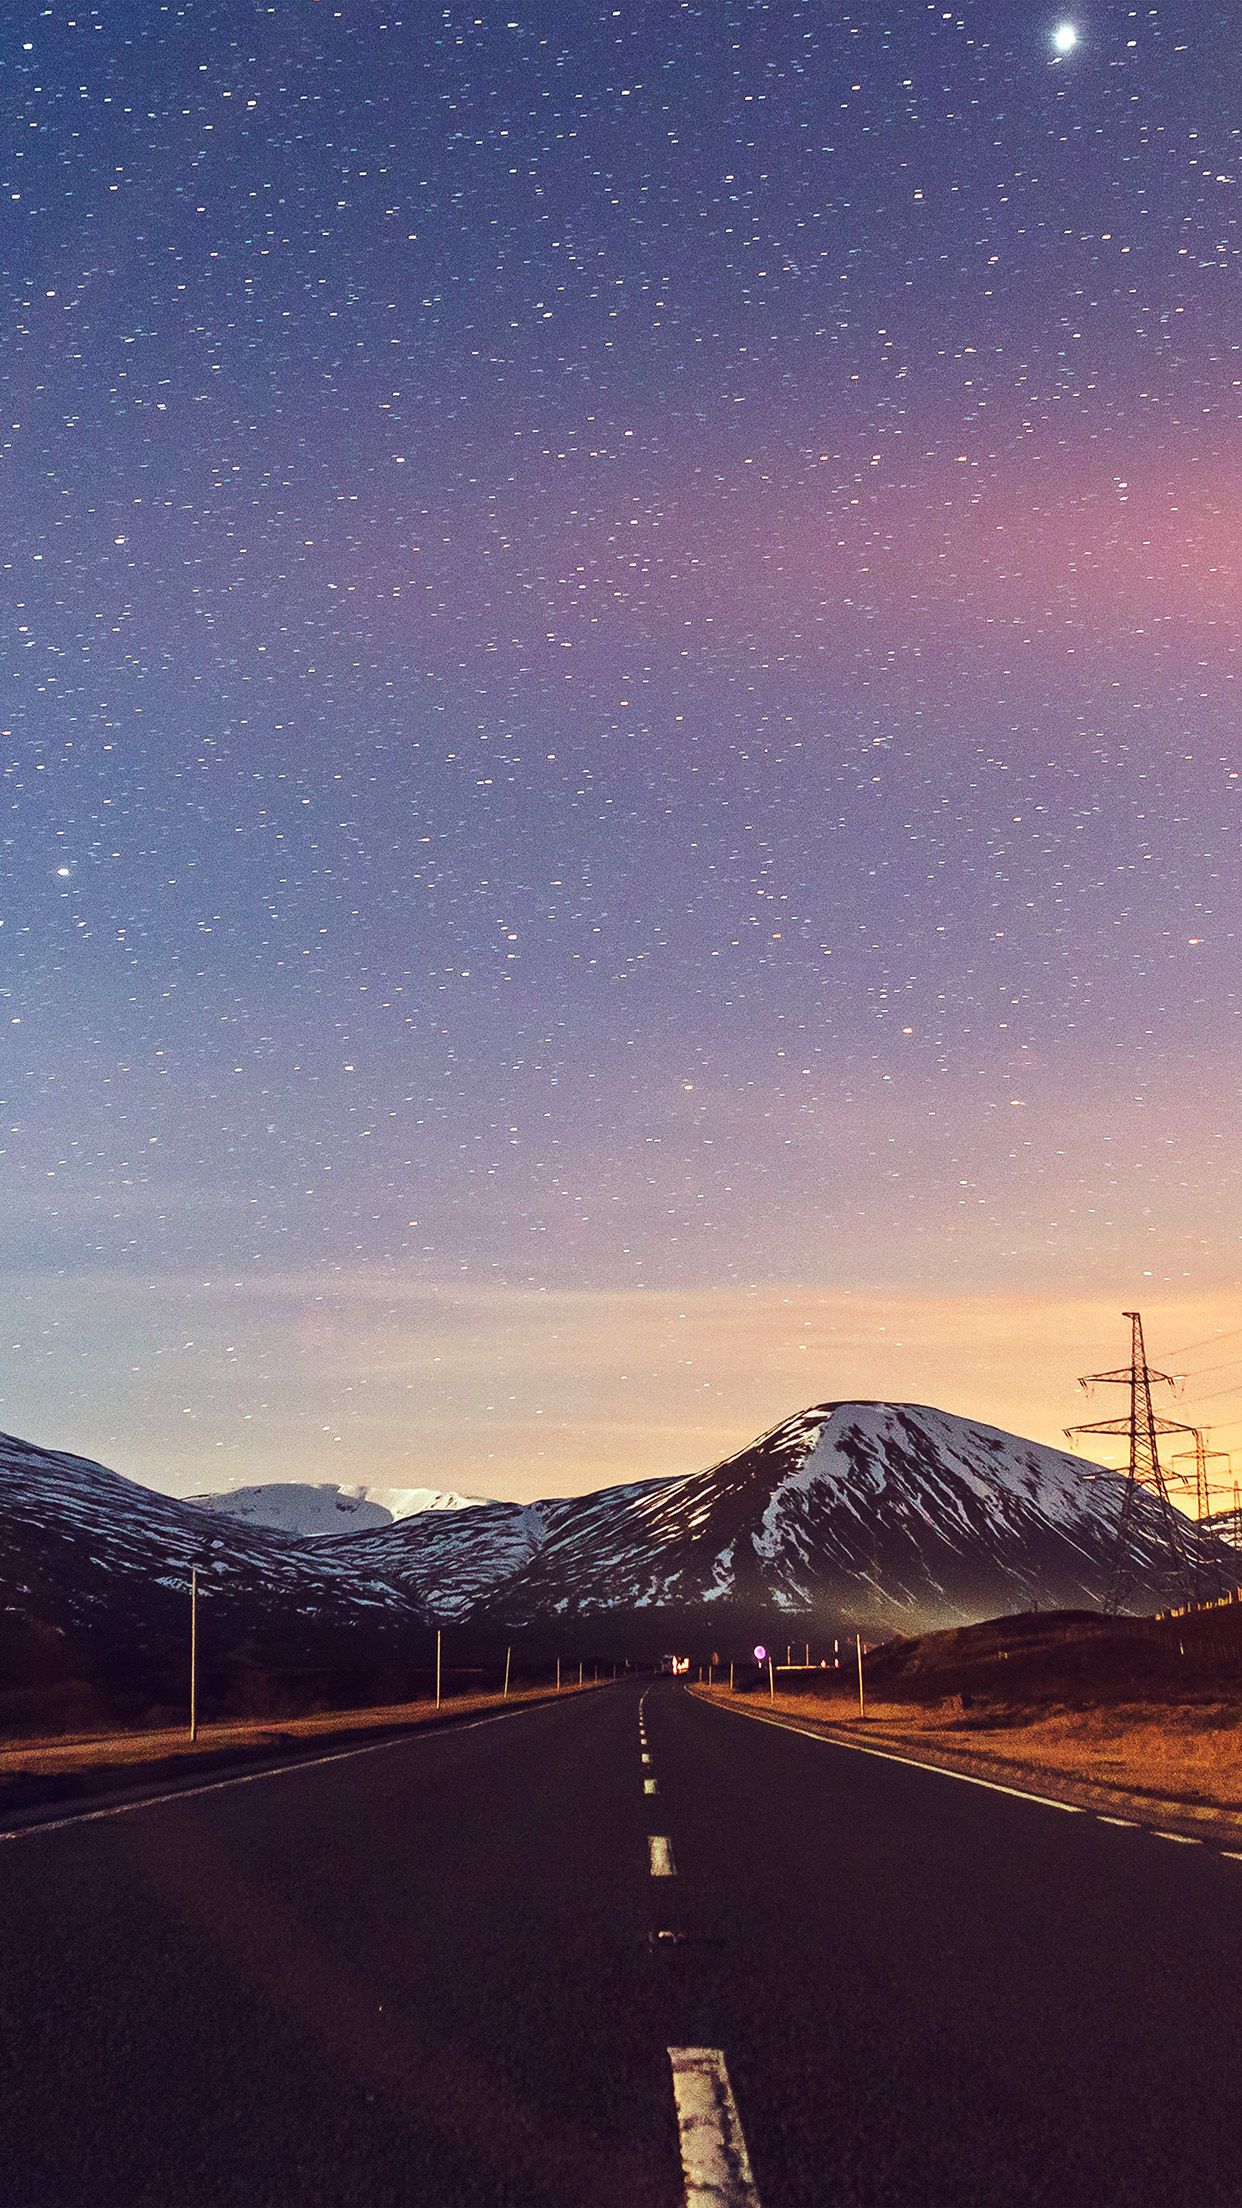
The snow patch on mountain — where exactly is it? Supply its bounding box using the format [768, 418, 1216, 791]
[186, 1480, 486, 1539]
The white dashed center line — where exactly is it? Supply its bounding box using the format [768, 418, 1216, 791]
[644, 1776, 658, 1795]
[1152, 1830, 1200, 1846]
[649, 1834, 676, 1877]
[668, 2046, 762, 2207]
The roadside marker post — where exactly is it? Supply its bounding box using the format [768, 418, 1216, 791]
[189, 1567, 198, 1743]
[856, 1630, 866, 1720]
[435, 1628, 442, 1710]
[768, 1657, 775, 1702]
[556, 1657, 562, 1692]
[503, 1645, 511, 1699]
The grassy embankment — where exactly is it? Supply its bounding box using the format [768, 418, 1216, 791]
[698, 1683, 1242, 1835]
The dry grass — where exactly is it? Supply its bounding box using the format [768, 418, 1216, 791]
[698, 1686, 1242, 1837]
[0, 1681, 602, 1786]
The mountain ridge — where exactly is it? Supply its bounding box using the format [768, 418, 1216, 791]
[1, 1402, 1237, 1713]
[310, 1399, 1240, 1631]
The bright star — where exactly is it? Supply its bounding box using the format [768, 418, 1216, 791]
[1052, 21, 1078, 53]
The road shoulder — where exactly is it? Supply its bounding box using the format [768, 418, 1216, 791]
[0, 1682, 607, 1833]
[689, 1684, 1242, 1851]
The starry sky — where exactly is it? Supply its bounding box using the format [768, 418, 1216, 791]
[1, 0, 1239, 1504]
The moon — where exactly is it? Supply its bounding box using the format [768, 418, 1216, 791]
[1052, 21, 1079, 53]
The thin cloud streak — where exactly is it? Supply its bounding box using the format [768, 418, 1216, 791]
[2, 1271, 1235, 1506]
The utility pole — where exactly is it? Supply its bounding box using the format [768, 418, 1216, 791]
[189, 1567, 199, 1743]
[856, 1631, 865, 1720]
[1066, 1310, 1196, 1613]
[1170, 1432, 1233, 1602]
[503, 1644, 512, 1699]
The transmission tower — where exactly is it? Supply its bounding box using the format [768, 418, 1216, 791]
[1065, 1309, 1196, 1614]
[1170, 1431, 1233, 1602]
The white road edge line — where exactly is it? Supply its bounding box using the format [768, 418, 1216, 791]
[649, 1834, 676, 1876]
[668, 2046, 762, 2208]
[0, 1694, 568, 1846]
[702, 1694, 1084, 1813]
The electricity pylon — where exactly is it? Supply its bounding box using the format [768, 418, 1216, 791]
[1170, 1431, 1232, 1602]
[1065, 1310, 1196, 1614]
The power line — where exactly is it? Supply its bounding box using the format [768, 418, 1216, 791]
[1179, 1381, 1242, 1407]
[1172, 1355, 1242, 1384]
[1163, 1323, 1242, 1360]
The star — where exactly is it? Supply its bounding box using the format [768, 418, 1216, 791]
[1051, 22, 1079, 54]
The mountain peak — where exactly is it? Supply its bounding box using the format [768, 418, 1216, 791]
[343, 1398, 1237, 1632]
[185, 1480, 488, 1539]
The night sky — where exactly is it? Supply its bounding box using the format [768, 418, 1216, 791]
[2, 1, 1239, 1502]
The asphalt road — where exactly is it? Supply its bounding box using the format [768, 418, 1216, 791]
[3, 1679, 1242, 2208]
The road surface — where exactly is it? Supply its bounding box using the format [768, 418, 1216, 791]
[3, 1679, 1241, 2207]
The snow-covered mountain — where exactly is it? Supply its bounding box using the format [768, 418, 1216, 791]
[0, 1429, 417, 1701]
[1205, 1503, 1242, 1551]
[340, 1401, 1239, 1634]
[186, 1480, 486, 1538]
[2, 1404, 1237, 1703]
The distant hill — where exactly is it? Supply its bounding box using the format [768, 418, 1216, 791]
[857, 1596, 1242, 1706]
[186, 1480, 486, 1538]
